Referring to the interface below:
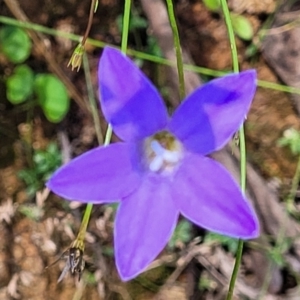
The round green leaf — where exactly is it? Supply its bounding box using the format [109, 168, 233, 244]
[6, 65, 34, 104]
[231, 13, 253, 41]
[203, 0, 220, 12]
[0, 26, 32, 63]
[34, 74, 70, 123]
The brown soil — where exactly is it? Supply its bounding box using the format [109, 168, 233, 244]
[1, 0, 300, 299]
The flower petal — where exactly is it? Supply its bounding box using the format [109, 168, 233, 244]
[115, 174, 179, 281]
[172, 153, 259, 239]
[47, 143, 141, 203]
[169, 70, 257, 155]
[99, 47, 168, 141]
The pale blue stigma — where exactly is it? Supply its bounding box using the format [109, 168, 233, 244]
[149, 140, 182, 172]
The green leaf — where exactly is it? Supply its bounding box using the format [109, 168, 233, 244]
[146, 36, 163, 57]
[0, 26, 32, 63]
[33, 143, 62, 178]
[34, 74, 70, 123]
[18, 204, 43, 221]
[203, 0, 220, 12]
[18, 142, 62, 197]
[6, 65, 34, 104]
[245, 43, 259, 58]
[204, 232, 239, 254]
[168, 219, 192, 250]
[278, 128, 300, 155]
[230, 13, 253, 41]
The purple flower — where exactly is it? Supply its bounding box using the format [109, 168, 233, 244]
[47, 47, 259, 281]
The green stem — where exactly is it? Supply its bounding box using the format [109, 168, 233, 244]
[257, 79, 300, 95]
[102, 0, 132, 145]
[76, 203, 93, 246]
[83, 52, 103, 144]
[104, 125, 113, 145]
[220, 1, 247, 299]
[226, 240, 243, 299]
[1, 16, 300, 95]
[121, 0, 131, 53]
[286, 154, 300, 212]
[75, 0, 131, 250]
[220, 0, 239, 73]
[239, 125, 246, 192]
[165, 0, 185, 99]
[103, 0, 131, 146]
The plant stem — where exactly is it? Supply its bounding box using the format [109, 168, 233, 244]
[1, 15, 300, 95]
[286, 154, 300, 212]
[220, 1, 247, 299]
[74, 0, 131, 254]
[121, 0, 131, 54]
[103, 0, 131, 149]
[221, 0, 239, 73]
[73, 203, 93, 251]
[165, 0, 185, 99]
[81, 0, 97, 45]
[83, 53, 103, 144]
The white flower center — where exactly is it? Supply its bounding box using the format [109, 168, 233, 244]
[144, 131, 184, 174]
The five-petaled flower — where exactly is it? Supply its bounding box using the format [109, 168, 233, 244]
[47, 47, 259, 281]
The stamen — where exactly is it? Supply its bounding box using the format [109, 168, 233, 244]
[163, 149, 181, 163]
[144, 131, 184, 174]
[150, 140, 164, 156]
[149, 155, 164, 172]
